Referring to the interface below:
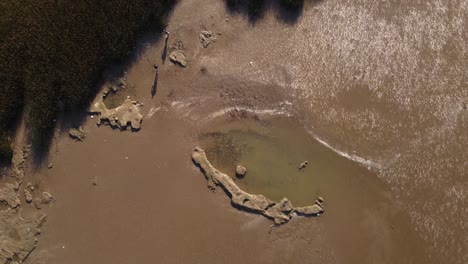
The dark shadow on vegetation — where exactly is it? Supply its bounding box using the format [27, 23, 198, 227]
[0, 0, 178, 165]
[225, 0, 323, 25]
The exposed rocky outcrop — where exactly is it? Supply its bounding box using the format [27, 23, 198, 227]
[192, 147, 324, 225]
[90, 95, 143, 131]
[169, 40, 187, 67]
[199, 30, 217, 48]
[169, 51, 187, 67]
[41, 192, 53, 204]
[0, 209, 46, 263]
[68, 127, 86, 141]
[0, 182, 21, 208]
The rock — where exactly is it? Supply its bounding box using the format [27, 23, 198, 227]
[69, 126, 85, 141]
[298, 160, 308, 170]
[26, 182, 34, 191]
[199, 30, 217, 48]
[0, 182, 21, 208]
[265, 198, 295, 225]
[33, 199, 42, 209]
[0, 210, 46, 263]
[236, 165, 247, 177]
[24, 190, 33, 203]
[168, 40, 188, 67]
[89, 97, 143, 131]
[169, 50, 187, 67]
[47, 163, 53, 169]
[192, 147, 324, 225]
[295, 204, 324, 216]
[41, 192, 53, 204]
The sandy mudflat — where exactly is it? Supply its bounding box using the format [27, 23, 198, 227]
[3, 0, 466, 263]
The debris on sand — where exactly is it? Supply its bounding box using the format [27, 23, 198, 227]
[41, 192, 53, 204]
[192, 147, 324, 225]
[68, 126, 86, 141]
[236, 165, 247, 178]
[199, 30, 217, 48]
[90, 96, 143, 131]
[298, 160, 308, 170]
[0, 209, 46, 263]
[169, 40, 187, 67]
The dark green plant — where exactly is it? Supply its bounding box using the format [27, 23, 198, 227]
[280, 0, 304, 9]
[0, 0, 176, 157]
[0, 131, 12, 162]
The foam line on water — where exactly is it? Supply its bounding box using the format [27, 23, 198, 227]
[201, 106, 292, 123]
[308, 130, 383, 170]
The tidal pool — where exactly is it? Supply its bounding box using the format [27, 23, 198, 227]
[198, 114, 430, 263]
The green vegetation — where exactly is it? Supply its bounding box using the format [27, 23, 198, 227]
[0, 0, 175, 162]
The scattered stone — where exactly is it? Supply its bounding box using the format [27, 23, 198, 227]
[169, 50, 188, 67]
[26, 182, 35, 192]
[47, 163, 53, 169]
[0, 210, 46, 263]
[236, 165, 247, 177]
[192, 147, 324, 225]
[68, 126, 86, 141]
[463, 102, 467, 110]
[41, 192, 53, 204]
[298, 160, 308, 170]
[226, 18, 229, 22]
[24, 190, 33, 203]
[199, 30, 217, 48]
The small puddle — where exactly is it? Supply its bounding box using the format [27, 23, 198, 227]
[198, 114, 429, 263]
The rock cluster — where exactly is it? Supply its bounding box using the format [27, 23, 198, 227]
[298, 160, 308, 170]
[192, 147, 324, 225]
[0, 209, 46, 263]
[199, 30, 217, 48]
[0, 182, 21, 208]
[90, 96, 143, 131]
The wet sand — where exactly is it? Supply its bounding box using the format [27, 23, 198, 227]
[18, 0, 467, 263]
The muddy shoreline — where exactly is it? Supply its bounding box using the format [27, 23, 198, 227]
[1, 0, 466, 263]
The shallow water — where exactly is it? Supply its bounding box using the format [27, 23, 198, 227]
[199, 115, 431, 263]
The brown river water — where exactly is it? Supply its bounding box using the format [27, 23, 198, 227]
[21, 0, 467, 263]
